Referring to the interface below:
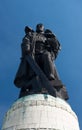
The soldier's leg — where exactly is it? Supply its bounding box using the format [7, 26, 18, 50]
[42, 51, 55, 80]
[53, 63, 60, 80]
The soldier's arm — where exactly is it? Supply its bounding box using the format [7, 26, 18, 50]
[21, 36, 31, 55]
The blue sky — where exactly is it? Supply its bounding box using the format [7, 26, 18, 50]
[0, 0, 82, 129]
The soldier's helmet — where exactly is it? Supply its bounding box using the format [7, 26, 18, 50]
[36, 23, 44, 33]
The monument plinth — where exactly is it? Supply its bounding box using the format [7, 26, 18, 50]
[2, 94, 80, 130]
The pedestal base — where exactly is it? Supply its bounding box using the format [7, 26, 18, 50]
[2, 94, 80, 130]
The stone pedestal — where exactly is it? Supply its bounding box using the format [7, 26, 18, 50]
[2, 94, 80, 130]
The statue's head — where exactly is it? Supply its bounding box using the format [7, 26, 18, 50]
[36, 23, 44, 33]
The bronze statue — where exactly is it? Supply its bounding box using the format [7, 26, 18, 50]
[14, 23, 69, 100]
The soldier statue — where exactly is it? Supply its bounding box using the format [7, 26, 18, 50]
[14, 23, 69, 100]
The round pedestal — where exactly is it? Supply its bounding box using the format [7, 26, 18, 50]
[2, 94, 80, 130]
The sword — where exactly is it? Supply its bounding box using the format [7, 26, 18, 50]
[25, 54, 56, 97]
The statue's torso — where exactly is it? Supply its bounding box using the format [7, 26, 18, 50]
[34, 33, 47, 54]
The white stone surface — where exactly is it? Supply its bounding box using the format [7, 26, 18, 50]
[2, 94, 80, 130]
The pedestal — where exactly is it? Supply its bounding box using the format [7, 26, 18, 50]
[2, 94, 80, 130]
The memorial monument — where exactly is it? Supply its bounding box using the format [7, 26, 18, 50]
[14, 23, 68, 100]
[1, 24, 80, 130]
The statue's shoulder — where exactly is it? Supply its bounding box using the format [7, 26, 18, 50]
[44, 29, 56, 38]
[22, 35, 29, 42]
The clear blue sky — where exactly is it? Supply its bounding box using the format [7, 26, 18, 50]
[0, 0, 82, 129]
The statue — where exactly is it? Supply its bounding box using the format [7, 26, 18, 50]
[14, 23, 69, 100]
